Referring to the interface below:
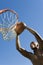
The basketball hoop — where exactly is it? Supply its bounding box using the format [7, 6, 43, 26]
[0, 9, 18, 40]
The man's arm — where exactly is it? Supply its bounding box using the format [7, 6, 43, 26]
[16, 35, 35, 60]
[25, 25, 43, 45]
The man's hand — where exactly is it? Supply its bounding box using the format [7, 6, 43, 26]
[15, 22, 26, 35]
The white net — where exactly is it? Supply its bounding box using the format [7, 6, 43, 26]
[0, 9, 18, 40]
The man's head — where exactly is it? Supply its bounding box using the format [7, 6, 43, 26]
[30, 42, 39, 50]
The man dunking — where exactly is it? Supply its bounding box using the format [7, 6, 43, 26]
[0, 9, 43, 65]
[15, 22, 43, 65]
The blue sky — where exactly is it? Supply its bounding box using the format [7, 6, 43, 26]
[0, 0, 43, 65]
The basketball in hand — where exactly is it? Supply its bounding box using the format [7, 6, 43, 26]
[15, 22, 26, 35]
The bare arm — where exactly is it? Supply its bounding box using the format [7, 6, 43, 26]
[25, 26, 43, 45]
[16, 35, 35, 60]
